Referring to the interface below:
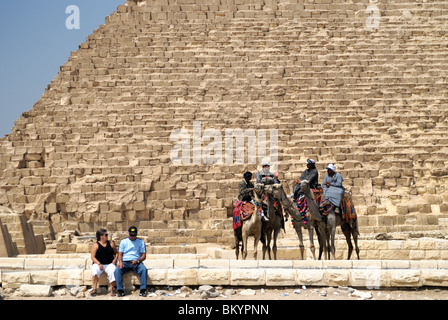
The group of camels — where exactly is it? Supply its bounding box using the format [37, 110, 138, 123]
[234, 180, 360, 261]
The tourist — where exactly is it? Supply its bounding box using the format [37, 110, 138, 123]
[322, 164, 345, 213]
[90, 228, 118, 296]
[292, 159, 319, 200]
[256, 161, 280, 184]
[115, 226, 148, 297]
[238, 171, 269, 221]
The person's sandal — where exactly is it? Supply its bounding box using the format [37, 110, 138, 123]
[89, 288, 97, 296]
[110, 289, 116, 296]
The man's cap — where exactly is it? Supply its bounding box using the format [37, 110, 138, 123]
[306, 159, 316, 165]
[128, 226, 138, 235]
[326, 164, 336, 172]
[261, 161, 271, 167]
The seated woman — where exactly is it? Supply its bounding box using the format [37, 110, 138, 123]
[90, 228, 118, 296]
[322, 164, 345, 214]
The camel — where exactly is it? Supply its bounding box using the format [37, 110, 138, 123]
[321, 199, 360, 260]
[271, 183, 326, 260]
[234, 184, 265, 260]
[259, 184, 284, 260]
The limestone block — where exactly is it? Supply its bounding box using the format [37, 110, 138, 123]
[421, 269, 448, 287]
[143, 259, 173, 269]
[0, 221, 19, 257]
[296, 269, 326, 286]
[389, 270, 421, 287]
[25, 258, 54, 270]
[258, 260, 293, 269]
[57, 269, 84, 286]
[56, 243, 77, 253]
[230, 269, 265, 286]
[325, 270, 350, 287]
[293, 260, 323, 269]
[30, 270, 58, 286]
[229, 260, 258, 269]
[199, 259, 229, 269]
[53, 259, 86, 270]
[174, 259, 199, 269]
[198, 269, 230, 285]
[20, 284, 52, 297]
[166, 269, 198, 286]
[265, 269, 296, 286]
[0, 257, 25, 269]
[147, 269, 167, 285]
[350, 269, 389, 289]
[2, 271, 30, 288]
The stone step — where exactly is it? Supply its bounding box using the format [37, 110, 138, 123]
[1, 257, 448, 289]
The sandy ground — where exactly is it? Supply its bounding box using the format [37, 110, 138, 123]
[4, 285, 448, 301]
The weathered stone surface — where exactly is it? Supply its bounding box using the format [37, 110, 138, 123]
[19, 284, 52, 297]
[0, 0, 447, 245]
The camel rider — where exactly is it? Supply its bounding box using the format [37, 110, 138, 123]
[238, 172, 255, 201]
[322, 163, 345, 214]
[256, 161, 280, 185]
[292, 159, 319, 200]
[238, 171, 269, 222]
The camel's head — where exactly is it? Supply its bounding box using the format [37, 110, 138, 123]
[300, 179, 310, 192]
[253, 183, 265, 199]
[271, 183, 282, 198]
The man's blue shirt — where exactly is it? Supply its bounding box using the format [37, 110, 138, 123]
[118, 237, 146, 261]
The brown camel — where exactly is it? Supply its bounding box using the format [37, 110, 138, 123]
[299, 180, 330, 260]
[234, 184, 265, 260]
[321, 200, 360, 260]
[272, 183, 326, 260]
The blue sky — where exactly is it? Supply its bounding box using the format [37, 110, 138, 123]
[0, 0, 125, 137]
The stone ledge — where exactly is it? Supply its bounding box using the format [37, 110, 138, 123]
[1, 259, 448, 289]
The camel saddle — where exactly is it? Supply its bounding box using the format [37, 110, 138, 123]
[233, 200, 256, 230]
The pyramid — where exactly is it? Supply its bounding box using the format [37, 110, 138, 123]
[1, 0, 448, 246]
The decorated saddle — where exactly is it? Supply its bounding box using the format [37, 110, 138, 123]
[233, 200, 257, 230]
[292, 187, 324, 224]
[341, 192, 357, 222]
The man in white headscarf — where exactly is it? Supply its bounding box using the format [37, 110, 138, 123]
[322, 163, 345, 213]
[256, 161, 280, 185]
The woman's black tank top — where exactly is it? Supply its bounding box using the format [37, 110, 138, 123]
[95, 241, 114, 264]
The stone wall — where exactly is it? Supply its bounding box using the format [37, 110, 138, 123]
[1, 256, 448, 289]
[0, 0, 447, 242]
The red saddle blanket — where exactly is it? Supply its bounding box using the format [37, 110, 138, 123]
[293, 187, 324, 223]
[341, 192, 357, 222]
[233, 200, 256, 230]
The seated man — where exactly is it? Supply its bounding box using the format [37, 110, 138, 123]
[238, 171, 268, 221]
[238, 171, 255, 201]
[322, 164, 345, 214]
[292, 159, 319, 200]
[115, 226, 148, 297]
[256, 161, 280, 185]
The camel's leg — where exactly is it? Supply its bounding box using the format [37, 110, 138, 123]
[235, 237, 240, 260]
[317, 223, 328, 260]
[242, 231, 248, 260]
[293, 222, 306, 260]
[253, 236, 260, 260]
[308, 226, 317, 260]
[265, 231, 272, 260]
[262, 229, 267, 260]
[341, 223, 353, 260]
[351, 220, 360, 260]
[273, 227, 279, 260]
